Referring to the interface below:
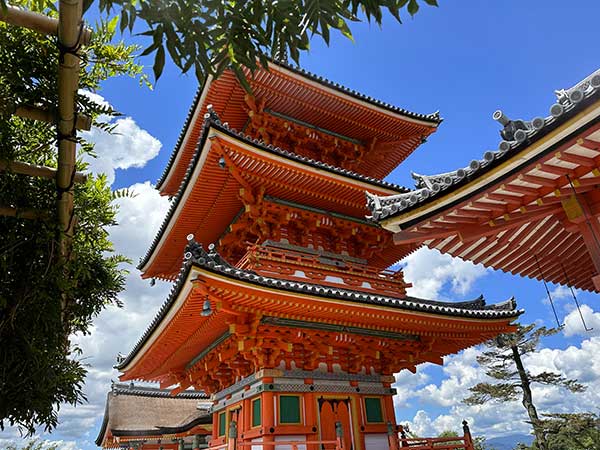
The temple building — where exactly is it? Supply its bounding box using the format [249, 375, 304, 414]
[99, 61, 522, 450]
[95, 383, 212, 449]
[367, 68, 600, 293]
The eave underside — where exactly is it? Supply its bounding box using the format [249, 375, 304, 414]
[141, 129, 411, 280]
[120, 258, 520, 385]
[391, 121, 600, 292]
[159, 64, 438, 195]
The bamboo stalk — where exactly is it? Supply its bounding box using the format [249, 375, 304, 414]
[0, 205, 49, 220]
[16, 105, 92, 131]
[0, 159, 87, 183]
[56, 0, 83, 262]
[0, 4, 91, 44]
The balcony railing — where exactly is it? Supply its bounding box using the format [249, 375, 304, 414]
[206, 420, 475, 450]
[237, 244, 409, 296]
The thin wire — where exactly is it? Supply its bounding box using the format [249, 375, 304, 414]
[534, 254, 563, 328]
[560, 262, 593, 332]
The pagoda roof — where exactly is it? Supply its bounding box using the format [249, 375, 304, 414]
[139, 115, 410, 279]
[95, 382, 210, 447]
[118, 241, 522, 378]
[368, 68, 600, 222]
[367, 68, 600, 291]
[157, 60, 441, 195]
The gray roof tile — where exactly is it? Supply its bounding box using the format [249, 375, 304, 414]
[367, 68, 600, 221]
[119, 239, 522, 371]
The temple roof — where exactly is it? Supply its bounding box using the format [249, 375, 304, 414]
[118, 240, 522, 373]
[138, 113, 411, 278]
[367, 68, 600, 222]
[156, 60, 441, 195]
[95, 383, 210, 447]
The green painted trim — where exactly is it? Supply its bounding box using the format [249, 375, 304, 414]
[186, 332, 231, 371]
[264, 108, 365, 146]
[261, 316, 419, 341]
[365, 397, 384, 423]
[252, 398, 262, 427]
[279, 395, 301, 424]
[218, 412, 226, 436]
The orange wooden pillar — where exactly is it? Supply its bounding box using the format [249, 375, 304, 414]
[262, 390, 275, 447]
[304, 389, 319, 450]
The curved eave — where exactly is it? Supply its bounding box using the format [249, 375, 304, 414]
[270, 59, 442, 126]
[380, 95, 600, 231]
[157, 76, 213, 193]
[157, 60, 441, 195]
[95, 393, 110, 446]
[120, 248, 522, 377]
[139, 120, 408, 277]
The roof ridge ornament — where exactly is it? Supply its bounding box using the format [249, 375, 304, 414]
[366, 67, 600, 221]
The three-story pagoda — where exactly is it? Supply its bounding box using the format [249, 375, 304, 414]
[104, 61, 522, 450]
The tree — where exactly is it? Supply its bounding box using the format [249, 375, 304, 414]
[538, 413, 600, 450]
[463, 324, 585, 450]
[5, 439, 59, 450]
[95, 0, 439, 86]
[0, 3, 146, 434]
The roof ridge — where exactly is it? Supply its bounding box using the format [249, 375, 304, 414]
[110, 382, 208, 399]
[368, 67, 600, 220]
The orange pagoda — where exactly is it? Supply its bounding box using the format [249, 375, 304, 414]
[103, 61, 522, 450]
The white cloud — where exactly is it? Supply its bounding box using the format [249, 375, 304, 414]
[401, 248, 488, 299]
[563, 304, 600, 337]
[58, 182, 171, 440]
[80, 92, 162, 185]
[396, 325, 600, 439]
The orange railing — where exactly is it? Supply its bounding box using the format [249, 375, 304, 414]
[392, 421, 475, 450]
[208, 421, 344, 450]
[208, 420, 474, 450]
[238, 245, 409, 296]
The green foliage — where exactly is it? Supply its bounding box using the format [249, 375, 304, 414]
[464, 324, 585, 405]
[5, 439, 59, 450]
[93, 0, 438, 86]
[0, 3, 146, 435]
[535, 413, 600, 450]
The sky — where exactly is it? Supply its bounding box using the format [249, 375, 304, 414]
[2, 1, 600, 449]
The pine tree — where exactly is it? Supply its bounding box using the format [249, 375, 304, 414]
[463, 324, 585, 450]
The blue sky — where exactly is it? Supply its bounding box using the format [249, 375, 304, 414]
[2, 1, 600, 449]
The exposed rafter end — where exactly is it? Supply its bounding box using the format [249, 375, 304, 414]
[393, 229, 453, 245]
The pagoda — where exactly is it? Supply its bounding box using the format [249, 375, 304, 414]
[109, 61, 521, 450]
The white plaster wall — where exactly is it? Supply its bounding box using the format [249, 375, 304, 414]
[364, 433, 389, 450]
[274, 434, 306, 450]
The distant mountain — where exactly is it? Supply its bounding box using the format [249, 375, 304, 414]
[486, 434, 533, 450]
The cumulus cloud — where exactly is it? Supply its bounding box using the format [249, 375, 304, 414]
[397, 330, 600, 439]
[60, 182, 171, 440]
[563, 304, 600, 337]
[400, 248, 489, 299]
[80, 92, 162, 185]
[0, 437, 81, 450]
[4, 93, 171, 445]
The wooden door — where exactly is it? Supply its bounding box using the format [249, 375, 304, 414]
[318, 398, 353, 450]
